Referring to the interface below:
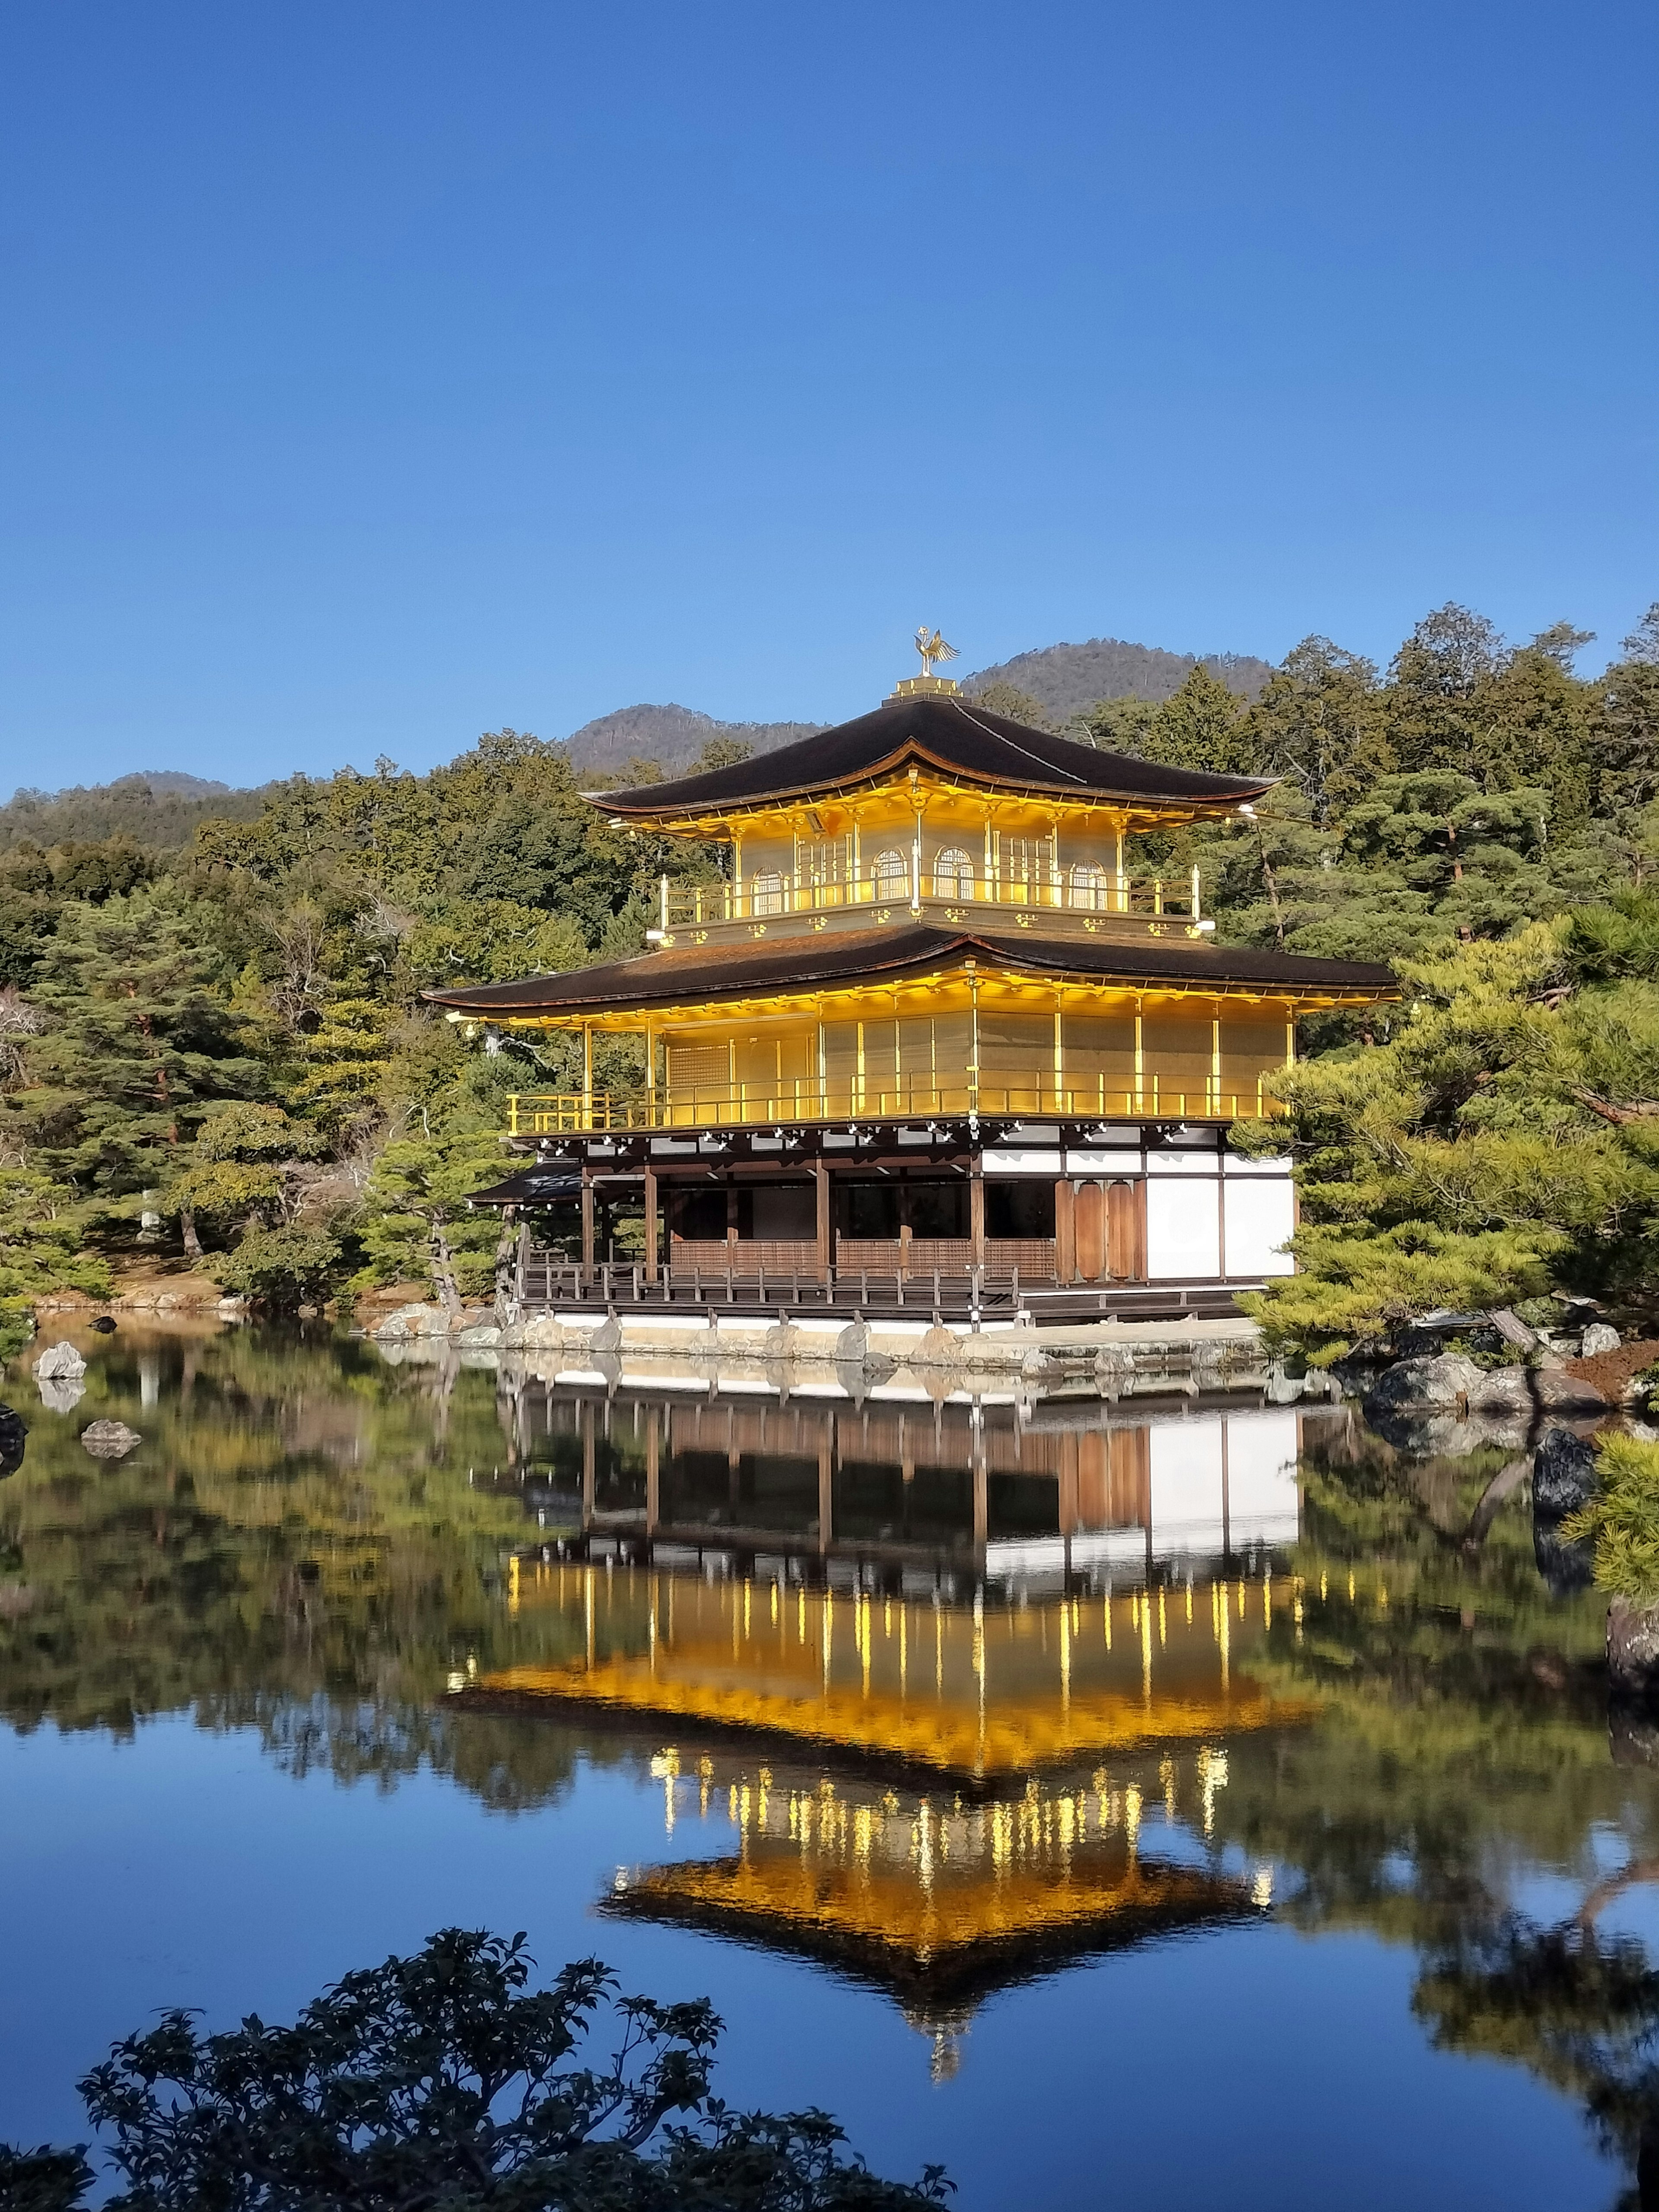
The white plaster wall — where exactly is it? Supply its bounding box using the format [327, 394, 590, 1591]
[1223, 1176, 1297, 1277]
[1146, 1176, 1221, 1278]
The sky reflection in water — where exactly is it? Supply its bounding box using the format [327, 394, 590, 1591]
[0, 1324, 1653, 2209]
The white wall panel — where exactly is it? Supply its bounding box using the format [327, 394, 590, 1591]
[1146, 1176, 1221, 1278]
[1223, 1177, 1296, 1277]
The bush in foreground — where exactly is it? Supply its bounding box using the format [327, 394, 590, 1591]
[0, 1929, 949, 2210]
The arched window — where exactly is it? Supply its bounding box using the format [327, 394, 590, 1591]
[872, 848, 909, 902]
[750, 869, 786, 917]
[931, 846, 975, 900]
[1070, 861, 1110, 912]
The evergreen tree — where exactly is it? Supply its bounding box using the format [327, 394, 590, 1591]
[1247, 636, 1386, 823]
[357, 1128, 510, 1312]
[1138, 662, 1254, 774]
[5, 885, 259, 1206]
[1383, 602, 1510, 775]
[0, 1169, 110, 1348]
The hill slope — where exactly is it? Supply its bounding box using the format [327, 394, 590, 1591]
[560, 704, 826, 780]
[964, 638, 1274, 723]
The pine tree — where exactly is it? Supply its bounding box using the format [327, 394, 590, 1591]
[5, 885, 259, 1206]
[1140, 663, 1255, 774]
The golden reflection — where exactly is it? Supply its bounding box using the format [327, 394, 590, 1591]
[472, 1569, 1309, 1782]
[605, 1744, 1257, 2040]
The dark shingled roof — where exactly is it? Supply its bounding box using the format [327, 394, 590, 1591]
[595, 694, 1274, 817]
[424, 925, 1394, 1017]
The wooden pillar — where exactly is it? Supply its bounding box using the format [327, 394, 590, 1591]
[643, 1164, 658, 1284]
[580, 1166, 595, 1277]
[814, 1157, 831, 1285]
[1055, 1177, 1076, 1285]
[970, 1160, 986, 1269]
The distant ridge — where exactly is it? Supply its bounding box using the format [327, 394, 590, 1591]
[559, 703, 826, 779]
[964, 638, 1274, 724]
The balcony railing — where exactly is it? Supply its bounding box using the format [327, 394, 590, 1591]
[659, 866, 1202, 930]
[506, 1076, 1281, 1138]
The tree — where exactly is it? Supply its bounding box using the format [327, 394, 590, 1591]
[1246, 636, 1384, 824]
[1, 1929, 947, 2211]
[1138, 663, 1254, 775]
[357, 1128, 510, 1313]
[0, 1168, 110, 1350]
[1383, 603, 1510, 776]
[165, 1102, 324, 1262]
[972, 682, 1058, 732]
[1237, 918, 1659, 1356]
[4, 885, 260, 1206]
[1599, 604, 1659, 823]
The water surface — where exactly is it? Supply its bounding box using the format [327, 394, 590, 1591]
[1, 1325, 1651, 2209]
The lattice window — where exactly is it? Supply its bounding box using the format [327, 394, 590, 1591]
[1070, 860, 1110, 910]
[750, 869, 786, 916]
[872, 848, 909, 901]
[931, 846, 975, 899]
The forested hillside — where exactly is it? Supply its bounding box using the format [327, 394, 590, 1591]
[1, 599, 1656, 1348]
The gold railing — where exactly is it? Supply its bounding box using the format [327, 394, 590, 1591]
[506, 1077, 1278, 1137]
[661, 867, 1201, 929]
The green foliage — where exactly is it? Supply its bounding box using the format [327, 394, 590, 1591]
[357, 1130, 510, 1309]
[0, 1171, 110, 1344]
[214, 1224, 343, 1306]
[1240, 925, 1659, 1354]
[166, 1102, 323, 1237]
[4, 884, 259, 1203]
[8, 1929, 945, 2211]
[1560, 1433, 1659, 1599]
[973, 681, 1060, 732]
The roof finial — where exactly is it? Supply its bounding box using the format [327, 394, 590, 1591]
[888, 627, 963, 702]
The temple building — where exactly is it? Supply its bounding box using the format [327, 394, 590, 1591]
[428, 667, 1394, 1310]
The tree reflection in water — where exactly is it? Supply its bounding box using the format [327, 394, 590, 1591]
[7, 1330, 1659, 2196]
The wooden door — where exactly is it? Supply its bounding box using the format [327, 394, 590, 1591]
[1106, 1179, 1146, 1280]
[1075, 1181, 1107, 1281]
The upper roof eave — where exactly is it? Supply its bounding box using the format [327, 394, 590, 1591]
[422, 923, 1397, 1021]
[591, 696, 1275, 823]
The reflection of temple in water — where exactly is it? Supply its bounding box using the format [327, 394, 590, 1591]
[462, 1383, 1311, 2072]
[475, 1548, 1310, 1783]
[601, 1746, 1262, 2078]
[510, 1385, 1316, 1595]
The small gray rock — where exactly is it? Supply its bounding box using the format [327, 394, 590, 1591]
[588, 1314, 623, 1355]
[836, 1319, 871, 1366]
[455, 1324, 502, 1350]
[1582, 1322, 1623, 1357]
[80, 1420, 142, 1459]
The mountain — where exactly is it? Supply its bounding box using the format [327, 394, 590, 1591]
[963, 638, 1274, 725]
[559, 703, 826, 781]
[0, 773, 270, 853]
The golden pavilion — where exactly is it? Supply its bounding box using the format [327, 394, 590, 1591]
[427, 666, 1394, 1310]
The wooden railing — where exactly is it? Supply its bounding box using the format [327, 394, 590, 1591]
[660, 866, 1202, 928]
[506, 1077, 1278, 1137]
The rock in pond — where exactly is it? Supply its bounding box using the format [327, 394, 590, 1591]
[1582, 1322, 1623, 1357]
[1470, 1365, 1606, 1417]
[1609, 1596, 1659, 1701]
[34, 1341, 87, 1381]
[80, 1420, 143, 1459]
[1532, 1424, 1598, 1596]
[1363, 1353, 1484, 1417]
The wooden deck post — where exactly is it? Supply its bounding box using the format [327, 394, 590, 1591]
[580, 1167, 595, 1278]
[814, 1158, 831, 1286]
[643, 1164, 658, 1285]
[969, 1160, 985, 1271]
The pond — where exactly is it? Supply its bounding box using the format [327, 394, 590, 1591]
[0, 1323, 1652, 2209]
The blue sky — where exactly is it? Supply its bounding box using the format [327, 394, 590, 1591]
[1, 1, 1654, 795]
